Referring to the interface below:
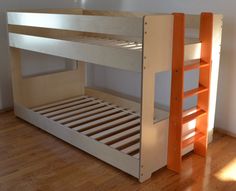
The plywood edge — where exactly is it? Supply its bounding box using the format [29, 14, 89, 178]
[7, 8, 83, 14]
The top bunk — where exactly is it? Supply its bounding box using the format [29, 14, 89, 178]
[7, 8, 211, 73]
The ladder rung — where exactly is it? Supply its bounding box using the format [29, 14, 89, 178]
[183, 109, 206, 124]
[184, 61, 209, 71]
[182, 131, 205, 148]
[184, 84, 208, 98]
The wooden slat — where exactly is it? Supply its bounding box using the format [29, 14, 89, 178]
[184, 61, 209, 71]
[121, 143, 140, 154]
[43, 100, 101, 118]
[37, 97, 95, 114]
[57, 104, 113, 124]
[182, 132, 205, 149]
[90, 119, 140, 139]
[51, 102, 108, 121]
[60, 106, 116, 125]
[183, 109, 206, 124]
[85, 88, 141, 115]
[101, 127, 140, 145]
[184, 84, 208, 98]
[32, 96, 87, 111]
[82, 115, 139, 136]
[72, 111, 128, 131]
[76, 36, 142, 50]
[9, 33, 142, 72]
[66, 108, 122, 128]
[109, 134, 140, 149]
[7, 12, 143, 37]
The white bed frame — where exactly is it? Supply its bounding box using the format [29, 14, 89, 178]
[7, 9, 223, 182]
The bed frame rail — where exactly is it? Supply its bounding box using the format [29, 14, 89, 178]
[7, 12, 143, 37]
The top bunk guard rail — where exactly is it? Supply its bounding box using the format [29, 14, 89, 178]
[7, 11, 204, 73]
[7, 12, 143, 37]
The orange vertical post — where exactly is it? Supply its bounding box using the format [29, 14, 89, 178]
[194, 13, 213, 156]
[167, 13, 185, 173]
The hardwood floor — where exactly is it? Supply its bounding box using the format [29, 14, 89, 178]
[0, 111, 235, 191]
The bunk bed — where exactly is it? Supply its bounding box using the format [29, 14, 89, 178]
[7, 9, 223, 182]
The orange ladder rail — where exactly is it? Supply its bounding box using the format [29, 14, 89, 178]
[167, 13, 185, 173]
[195, 13, 213, 156]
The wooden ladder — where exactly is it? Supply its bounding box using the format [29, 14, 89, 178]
[167, 12, 214, 172]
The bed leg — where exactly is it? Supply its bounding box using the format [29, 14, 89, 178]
[139, 172, 152, 183]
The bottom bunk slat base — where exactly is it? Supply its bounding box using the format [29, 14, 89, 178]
[14, 102, 140, 179]
[13, 96, 213, 182]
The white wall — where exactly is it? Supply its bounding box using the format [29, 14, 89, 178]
[0, 0, 235, 135]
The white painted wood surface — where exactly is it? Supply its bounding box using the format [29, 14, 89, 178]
[142, 15, 173, 73]
[8, 34, 201, 74]
[208, 15, 223, 143]
[7, 12, 143, 37]
[9, 33, 143, 72]
[184, 42, 201, 61]
[10, 48, 85, 108]
[139, 15, 173, 182]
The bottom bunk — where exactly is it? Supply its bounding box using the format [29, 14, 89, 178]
[13, 93, 169, 180]
[13, 91, 208, 182]
[33, 95, 141, 159]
